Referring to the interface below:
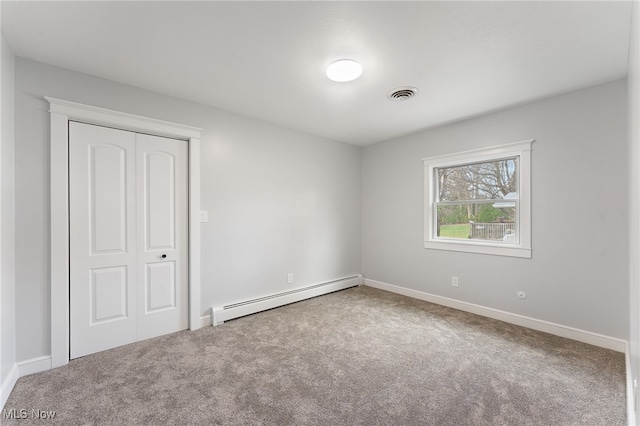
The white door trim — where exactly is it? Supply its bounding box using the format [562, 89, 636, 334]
[47, 97, 202, 368]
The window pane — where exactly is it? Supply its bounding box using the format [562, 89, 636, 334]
[436, 203, 517, 242]
[437, 158, 517, 202]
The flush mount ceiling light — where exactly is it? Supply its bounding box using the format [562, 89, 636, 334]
[387, 86, 418, 101]
[326, 59, 363, 82]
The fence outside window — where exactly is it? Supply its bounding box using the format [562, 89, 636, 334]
[468, 221, 515, 240]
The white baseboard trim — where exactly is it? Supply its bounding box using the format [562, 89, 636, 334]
[627, 342, 637, 426]
[0, 356, 54, 410]
[17, 356, 52, 378]
[0, 364, 19, 410]
[364, 278, 626, 353]
[213, 275, 363, 326]
[200, 314, 212, 328]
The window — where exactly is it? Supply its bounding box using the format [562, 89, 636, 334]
[424, 140, 533, 258]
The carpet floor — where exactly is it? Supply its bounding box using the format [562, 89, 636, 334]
[3, 286, 626, 425]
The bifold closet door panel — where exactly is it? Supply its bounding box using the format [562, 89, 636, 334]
[69, 122, 137, 359]
[135, 133, 188, 341]
[69, 123, 188, 359]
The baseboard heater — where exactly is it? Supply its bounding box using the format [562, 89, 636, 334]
[212, 274, 363, 326]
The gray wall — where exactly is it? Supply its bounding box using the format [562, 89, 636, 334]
[14, 58, 361, 362]
[9, 55, 631, 364]
[1, 32, 16, 390]
[361, 79, 629, 339]
[628, 0, 639, 422]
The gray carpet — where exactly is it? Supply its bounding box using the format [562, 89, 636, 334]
[3, 286, 626, 425]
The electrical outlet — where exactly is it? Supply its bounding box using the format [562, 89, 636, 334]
[451, 276, 459, 287]
[287, 273, 293, 284]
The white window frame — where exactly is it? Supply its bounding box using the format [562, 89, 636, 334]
[423, 140, 533, 258]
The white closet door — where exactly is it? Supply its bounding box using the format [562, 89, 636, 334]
[135, 133, 188, 340]
[70, 123, 188, 359]
[69, 122, 137, 359]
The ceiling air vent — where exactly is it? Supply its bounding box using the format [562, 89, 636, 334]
[387, 86, 418, 101]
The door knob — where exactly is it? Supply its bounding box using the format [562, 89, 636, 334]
[161, 254, 167, 259]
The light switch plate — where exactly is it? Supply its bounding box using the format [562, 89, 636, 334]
[200, 211, 208, 222]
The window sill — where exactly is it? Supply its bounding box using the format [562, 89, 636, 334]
[424, 240, 532, 258]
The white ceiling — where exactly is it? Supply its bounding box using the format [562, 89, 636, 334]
[2, 1, 633, 146]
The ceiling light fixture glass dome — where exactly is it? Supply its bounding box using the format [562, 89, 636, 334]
[326, 59, 363, 82]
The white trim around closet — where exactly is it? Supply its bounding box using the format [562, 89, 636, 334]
[47, 97, 203, 369]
